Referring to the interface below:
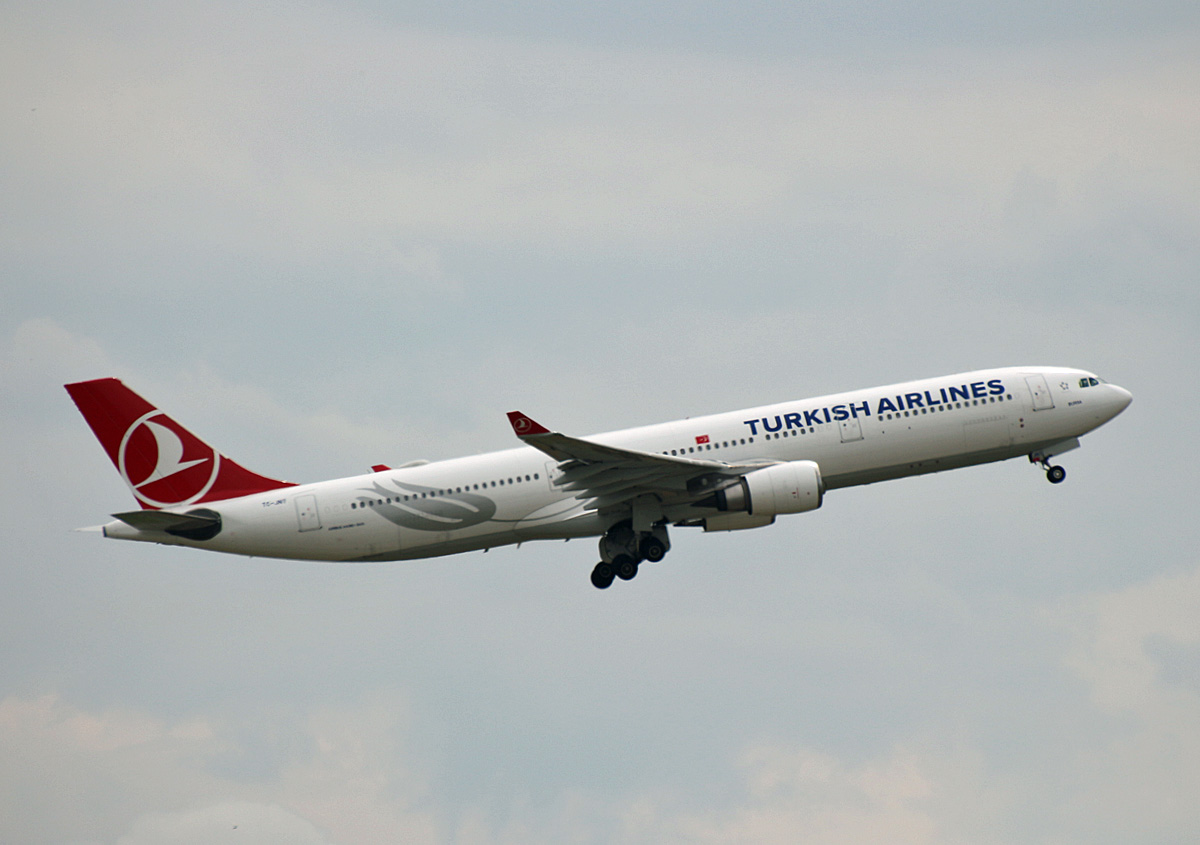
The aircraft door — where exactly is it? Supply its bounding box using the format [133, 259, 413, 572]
[295, 494, 322, 532]
[1026, 375, 1055, 411]
[839, 416, 864, 443]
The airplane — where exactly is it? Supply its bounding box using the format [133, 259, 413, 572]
[66, 366, 1131, 589]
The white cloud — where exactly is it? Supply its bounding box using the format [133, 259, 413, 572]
[1053, 564, 1200, 839]
[1061, 565, 1200, 716]
[1, 317, 118, 394]
[0, 693, 437, 845]
[592, 741, 1016, 845]
[118, 801, 329, 845]
[685, 745, 939, 845]
[272, 700, 439, 845]
[3, 3, 1197, 277]
[0, 694, 229, 844]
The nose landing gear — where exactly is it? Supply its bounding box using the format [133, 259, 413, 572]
[1029, 438, 1079, 484]
[1029, 453, 1067, 484]
[590, 520, 670, 589]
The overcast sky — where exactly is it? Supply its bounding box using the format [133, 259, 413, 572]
[2, 2, 1198, 843]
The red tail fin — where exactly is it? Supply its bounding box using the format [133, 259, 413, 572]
[66, 378, 295, 510]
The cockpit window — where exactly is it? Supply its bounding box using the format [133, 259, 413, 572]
[1079, 377, 1101, 388]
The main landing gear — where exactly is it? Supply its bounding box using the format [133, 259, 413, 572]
[1029, 453, 1067, 484]
[590, 520, 670, 590]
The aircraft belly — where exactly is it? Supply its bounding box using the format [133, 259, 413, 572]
[822, 442, 1031, 489]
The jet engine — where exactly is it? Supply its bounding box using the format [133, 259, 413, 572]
[700, 460, 823, 530]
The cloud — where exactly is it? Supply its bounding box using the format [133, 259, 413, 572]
[1053, 564, 1200, 839]
[0, 692, 986, 845]
[0, 694, 228, 844]
[1, 317, 117, 394]
[1061, 565, 1200, 716]
[118, 802, 329, 845]
[4, 2, 1197, 281]
[677, 745, 940, 844]
[0, 693, 437, 845]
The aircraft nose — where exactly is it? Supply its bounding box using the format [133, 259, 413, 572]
[1110, 385, 1133, 413]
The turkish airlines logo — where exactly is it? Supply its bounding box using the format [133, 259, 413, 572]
[118, 412, 220, 508]
[513, 416, 533, 434]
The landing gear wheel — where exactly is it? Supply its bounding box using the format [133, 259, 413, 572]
[613, 554, 639, 581]
[591, 562, 615, 590]
[639, 536, 667, 563]
[1047, 465, 1066, 484]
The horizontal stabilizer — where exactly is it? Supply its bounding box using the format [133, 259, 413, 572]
[112, 509, 220, 533]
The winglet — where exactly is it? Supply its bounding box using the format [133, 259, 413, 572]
[507, 411, 551, 438]
[371, 464, 392, 473]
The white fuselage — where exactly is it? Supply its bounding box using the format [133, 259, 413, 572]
[101, 367, 1131, 562]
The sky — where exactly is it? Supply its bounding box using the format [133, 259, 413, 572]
[1, 1, 1198, 842]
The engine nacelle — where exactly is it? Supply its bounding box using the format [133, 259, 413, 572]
[712, 460, 824, 517]
[702, 512, 776, 532]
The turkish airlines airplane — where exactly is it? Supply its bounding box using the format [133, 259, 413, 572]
[67, 367, 1131, 589]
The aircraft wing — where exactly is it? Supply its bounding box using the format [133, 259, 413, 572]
[506, 411, 765, 511]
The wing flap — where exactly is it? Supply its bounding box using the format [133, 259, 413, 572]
[507, 410, 765, 513]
